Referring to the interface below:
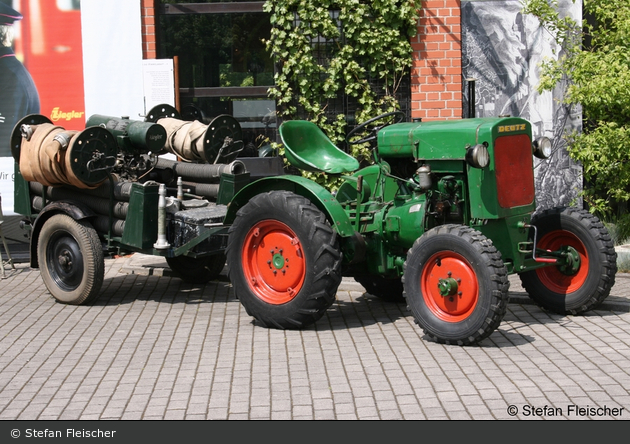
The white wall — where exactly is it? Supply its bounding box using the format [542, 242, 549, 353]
[81, 0, 145, 120]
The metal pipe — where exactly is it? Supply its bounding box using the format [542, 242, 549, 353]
[467, 78, 476, 118]
[154, 184, 170, 250]
[154, 157, 246, 183]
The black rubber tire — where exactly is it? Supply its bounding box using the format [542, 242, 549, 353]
[37, 214, 104, 305]
[354, 275, 405, 303]
[403, 224, 509, 346]
[518, 207, 617, 315]
[166, 254, 226, 284]
[226, 191, 342, 329]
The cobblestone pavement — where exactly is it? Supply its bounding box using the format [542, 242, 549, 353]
[0, 252, 629, 421]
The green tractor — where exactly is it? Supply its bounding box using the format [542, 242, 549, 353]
[224, 112, 618, 346]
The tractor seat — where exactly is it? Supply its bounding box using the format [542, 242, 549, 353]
[279, 121, 359, 174]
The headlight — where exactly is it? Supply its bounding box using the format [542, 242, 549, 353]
[533, 137, 552, 159]
[466, 143, 490, 168]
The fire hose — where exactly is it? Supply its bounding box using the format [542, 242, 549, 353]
[157, 115, 243, 164]
[18, 122, 117, 189]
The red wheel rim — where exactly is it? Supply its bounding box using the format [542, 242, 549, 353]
[420, 252, 479, 323]
[241, 220, 306, 304]
[535, 230, 589, 293]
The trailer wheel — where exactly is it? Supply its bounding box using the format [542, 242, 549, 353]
[227, 191, 342, 329]
[403, 225, 509, 346]
[519, 207, 617, 315]
[354, 275, 405, 303]
[37, 214, 104, 305]
[166, 254, 226, 284]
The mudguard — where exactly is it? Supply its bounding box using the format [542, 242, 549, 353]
[29, 200, 96, 268]
[224, 175, 356, 237]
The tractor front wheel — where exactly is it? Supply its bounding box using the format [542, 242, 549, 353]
[403, 225, 509, 346]
[226, 191, 342, 329]
[519, 207, 617, 315]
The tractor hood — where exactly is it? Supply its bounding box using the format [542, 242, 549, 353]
[376, 117, 531, 160]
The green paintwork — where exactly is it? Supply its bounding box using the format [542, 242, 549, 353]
[378, 116, 536, 219]
[224, 175, 356, 237]
[279, 120, 360, 174]
[120, 182, 159, 250]
[217, 172, 250, 205]
[472, 214, 532, 274]
[86, 114, 167, 154]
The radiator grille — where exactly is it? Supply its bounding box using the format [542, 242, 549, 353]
[494, 134, 535, 208]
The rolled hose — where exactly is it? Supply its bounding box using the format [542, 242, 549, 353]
[29, 177, 134, 202]
[29, 183, 129, 219]
[158, 117, 206, 162]
[19, 123, 105, 189]
[31, 196, 126, 237]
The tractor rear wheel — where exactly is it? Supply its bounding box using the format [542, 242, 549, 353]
[519, 207, 617, 315]
[226, 191, 342, 329]
[403, 225, 509, 346]
[37, 214, 104, 305]
[166, 254, 226, 284]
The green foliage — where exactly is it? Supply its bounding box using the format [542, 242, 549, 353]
[522, 0, 630, 219]
[264, 0, 420, 186]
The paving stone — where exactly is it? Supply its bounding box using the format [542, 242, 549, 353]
[0, 254, 629, 420]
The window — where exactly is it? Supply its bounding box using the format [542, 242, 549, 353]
[157, 1, 274, 155]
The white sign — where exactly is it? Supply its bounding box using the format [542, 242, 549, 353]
[0, 157, 16, 216]
[142, 59, 176, 113]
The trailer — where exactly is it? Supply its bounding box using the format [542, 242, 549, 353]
[10, 105, 282, 304]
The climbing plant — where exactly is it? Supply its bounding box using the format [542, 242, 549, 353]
[263, 0, 420, 186]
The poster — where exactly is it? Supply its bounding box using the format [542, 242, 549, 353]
[461, 0, 584, 210]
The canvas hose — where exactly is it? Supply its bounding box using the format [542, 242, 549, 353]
[19, 123, 101, 189]
[158, 117, 209, 162]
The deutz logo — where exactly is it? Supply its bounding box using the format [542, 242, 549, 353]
[498, 124, 526, 133]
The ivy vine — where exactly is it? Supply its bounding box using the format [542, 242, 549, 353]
[263, 0, 420, 186]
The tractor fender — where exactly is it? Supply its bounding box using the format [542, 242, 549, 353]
[224, 175, 356, 238]
[29, 200, 96, 269]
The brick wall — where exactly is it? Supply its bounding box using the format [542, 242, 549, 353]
[141, 0, 157, 59]
[411, 0, 463, 120]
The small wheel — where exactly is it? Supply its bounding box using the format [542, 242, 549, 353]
[226, 191, 342, 329]
[37, 214, 104, 305]
[403, 225, 509, 346]
[166, 254, 226, 284]
[354, 275, 405, 303]
[519, 207, 617, 314]
[346, 111, 405, 145]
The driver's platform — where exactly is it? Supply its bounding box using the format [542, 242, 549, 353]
[279, 121, 360, 174]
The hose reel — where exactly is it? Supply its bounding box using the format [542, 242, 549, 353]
[12, 115, 118, 189]
[146, 104, 244, 164]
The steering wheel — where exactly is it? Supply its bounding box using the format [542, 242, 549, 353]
[346, 111, 406, 145]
